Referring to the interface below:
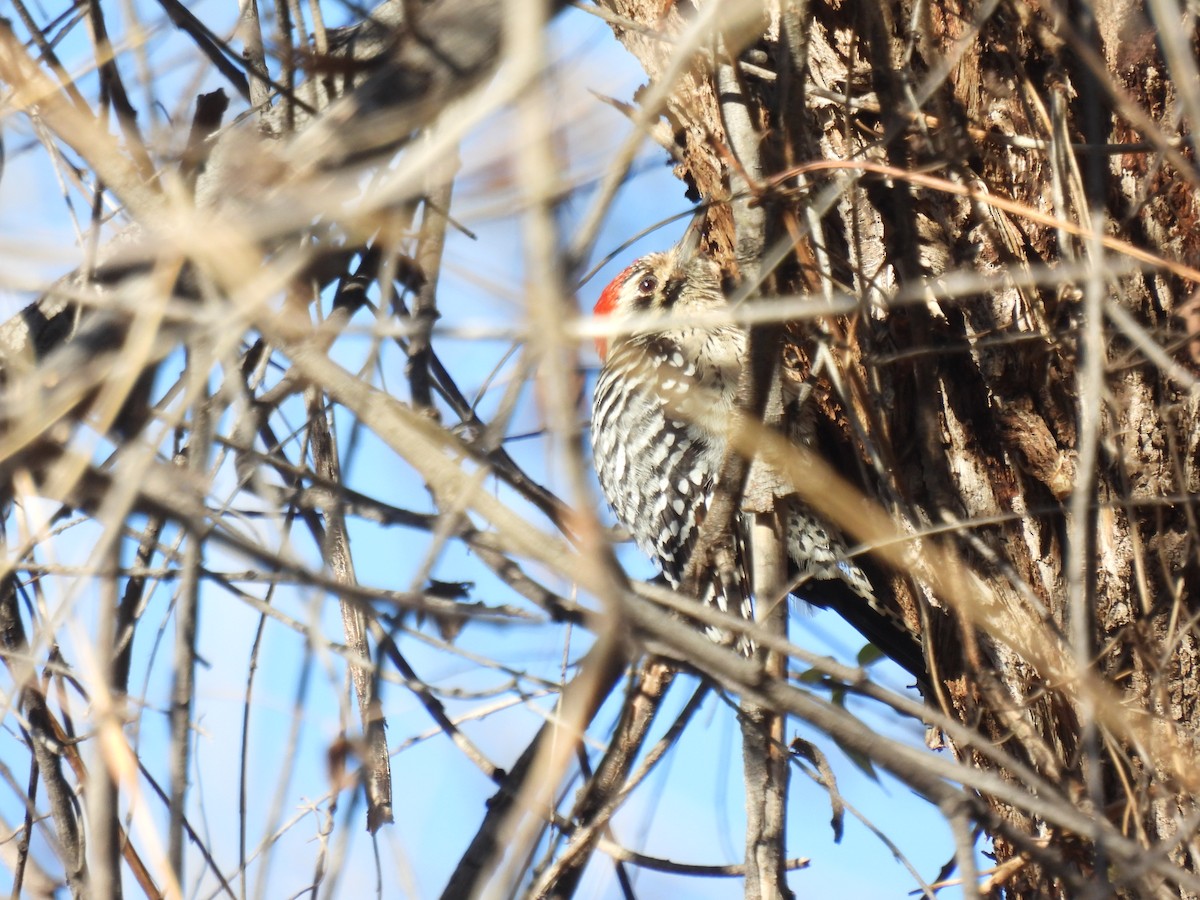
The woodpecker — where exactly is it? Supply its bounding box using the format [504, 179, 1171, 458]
[589, 245, 925, 678]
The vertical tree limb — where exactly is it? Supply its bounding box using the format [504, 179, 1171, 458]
[169, 419, 208, 880]
[88, 543, 123, 900]
[527, 657, 675, 899]
[439, 636, 629, 899]
[307, 383, 395, 832]
[0, 576, 88, 898]
[741, 513, 791, 900]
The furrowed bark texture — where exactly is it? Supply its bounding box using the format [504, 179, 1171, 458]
[603, 0, 1200, 896]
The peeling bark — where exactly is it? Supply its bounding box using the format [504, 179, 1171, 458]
[602, 0, 1200, 895]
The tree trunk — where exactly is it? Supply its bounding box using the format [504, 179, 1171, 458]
[603, 0, 1200, 895]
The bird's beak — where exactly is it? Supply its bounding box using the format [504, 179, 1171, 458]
[676, 212, 704, 261]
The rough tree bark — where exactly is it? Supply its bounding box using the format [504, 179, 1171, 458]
[602, 0, 1200, 896]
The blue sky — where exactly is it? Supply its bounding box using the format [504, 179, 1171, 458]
[0, 3, 980, 897]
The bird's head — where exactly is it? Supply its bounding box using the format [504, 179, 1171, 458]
[591, 248, 726, 360]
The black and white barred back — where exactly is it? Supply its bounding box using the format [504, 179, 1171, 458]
[589, 247, 905, 662]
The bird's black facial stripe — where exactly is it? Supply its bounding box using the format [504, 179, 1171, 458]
[662, 276, 685, 308]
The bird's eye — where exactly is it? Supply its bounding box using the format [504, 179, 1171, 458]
[637, 275, 658, 295]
